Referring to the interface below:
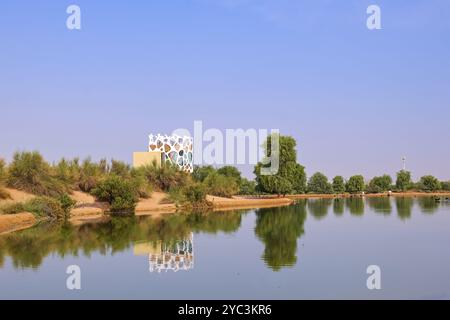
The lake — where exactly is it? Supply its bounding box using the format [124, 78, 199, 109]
[1, 196, 449, 299]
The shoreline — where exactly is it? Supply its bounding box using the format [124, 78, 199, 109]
[1, 191, 449, 235]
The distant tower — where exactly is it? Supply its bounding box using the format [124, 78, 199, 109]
[402, 156, 406, 171]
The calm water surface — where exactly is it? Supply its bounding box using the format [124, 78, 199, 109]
[1, 197, 449, 299]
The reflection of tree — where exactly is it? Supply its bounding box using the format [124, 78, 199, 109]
[396, 197, 413, 220]
[417, 197, 439, 214]
[0, 210, 243, 270]
[333, 198, 344, 216]
[254, 202, 307, 271]
[367, 197, 392, 215]
[346, 197, 364, 216]
[307, 199, 332, 220]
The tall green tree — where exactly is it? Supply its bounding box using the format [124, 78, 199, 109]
[307, 172, 333, 194]
[332, 176, 346, 194]
[396, 170, 412, 191]
[418, 175, 441, 192]
[254, 134, 307, 195]
[345, 175, 365, 194]
[367, 175, 392, 193]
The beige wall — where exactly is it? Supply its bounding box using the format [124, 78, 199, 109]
[133, 152, 162, 168]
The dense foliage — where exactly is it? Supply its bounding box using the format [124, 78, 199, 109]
[307, 172, 333, 194]
[254, 134, 307, 196]
[396, 170, 412, 191]
[418, 175, 441, 192]
[346, 175, 365, 194]
[332, 176, 346, 194]
[366, 175, 393, 193]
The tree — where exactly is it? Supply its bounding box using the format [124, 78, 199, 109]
[367, 175, 392, 193]
[396, 170, 412, 191]
[192, 165, 216, 183]
[217, 166, 242, 183]
[332, 176, 346, 194]
[0, 159, 7, 185]
[441, 181, 450, 191]
[346, 175, 365, 194]
[418, 175, 441, 192]
[203, 172, 239, 198]
[239, 178, 256, 195]
[307, 172, 333, 194]
[254, 134, 307, 195]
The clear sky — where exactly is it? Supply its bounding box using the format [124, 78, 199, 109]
[1, 0, 449, 180]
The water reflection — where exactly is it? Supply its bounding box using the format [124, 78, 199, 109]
[134, 234, 194, 273]
[0, 197, 447, 272]
[367, 197, 392, 215]
[254, 202, 307, 271]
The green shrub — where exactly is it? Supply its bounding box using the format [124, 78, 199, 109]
[58, 193, 76, 217]
[53, 158, 80, 190]
[239, 178, 256, 195]
[26, 197, 65, 219]
[332, 176, 346, 194]
[141, 162, 190, 192]
[24, 197, 66, 219]
[203, 172, 239, 198]
[418, 175, 441, 192]
[110, 160, 131, 178]
[78, 158, 107, 192]
[7, 151, 68, 197]
[307, 172, 333, 194]
[168, 184, 210, 209]
[192, 165, 217, 183]
[441, 181, 450, 191]
[366, 175, 393, 193]
[0, 158, 7, 185]
[346, 175, 365, 194]
[396, 170, 412, 191]
[130, 168, 153, 198]
[0, 202, 25, 215]
[91, 176, 138, 213]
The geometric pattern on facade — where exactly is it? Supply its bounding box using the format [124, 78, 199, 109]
[148, 234, 194, 273]
[149, 134, 194, 173]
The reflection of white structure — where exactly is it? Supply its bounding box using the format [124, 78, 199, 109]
[133, 234, 194, 273]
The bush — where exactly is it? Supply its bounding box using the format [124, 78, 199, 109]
[0, 202, 25, 215]
[396, 170, 412, 191]
[7, 151, 68, 197]
[130, 168, 153, 199]
[346, 175, 365, 194]
[24, 197, 66, 219]
[53, 158, 80, 190]
[0, 188, 11, 200]
[332, 176, 346, 194]
[418, 175, 441, 192]
[441, 181, 450, 191]
[203, 172, 239, 198]
[168, 183, 210, 209]
[58, 193, 76, 217]
[307, 172, 333, 194]
[141, 162, 190, 192]
[78, 158, 107, 192]
[110, 160, 131, 178]
[0, 158, 7, 185]
[239, 178, 256, 195]
[91, 176, 138, 213]
[366, 175, 393, 193]
[192, 166, 217, 183]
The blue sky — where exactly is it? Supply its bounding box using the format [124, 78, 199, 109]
[1, 0, 449, 180]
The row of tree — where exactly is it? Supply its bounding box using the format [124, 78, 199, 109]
[253, 134, 449, 196]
